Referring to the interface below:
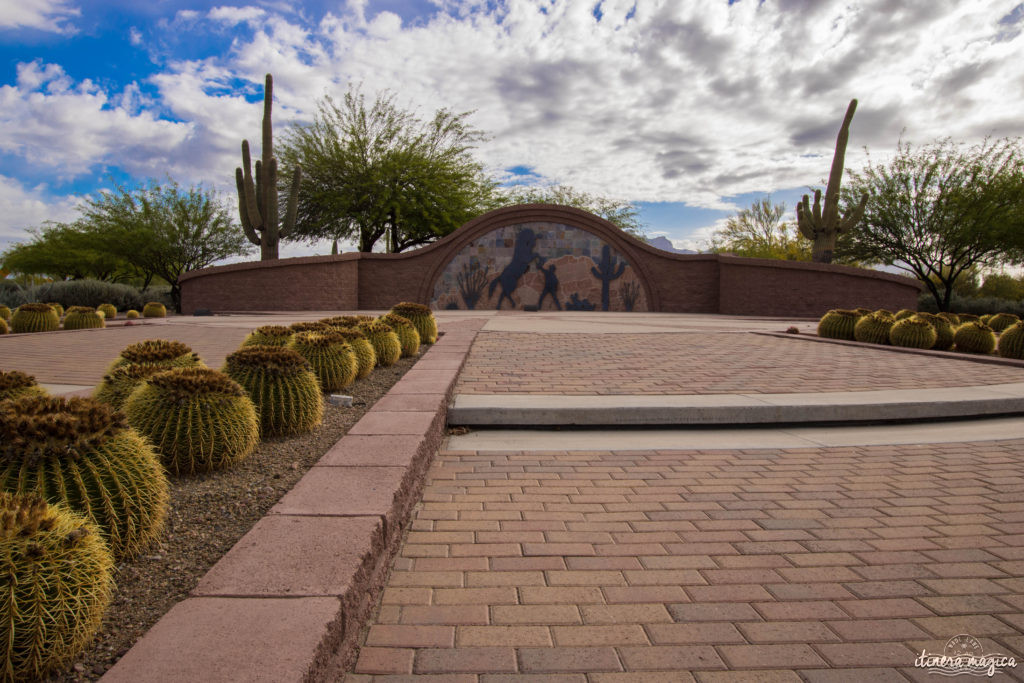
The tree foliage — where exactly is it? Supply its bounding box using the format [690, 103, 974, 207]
[840, 137, 1024, 311]
[278, 89, 497, 253]
[500, 185, 646, 240]
[709, 197, 811, 260]
[2, 221, 134, 282]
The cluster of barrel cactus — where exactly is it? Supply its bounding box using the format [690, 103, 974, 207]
[815, 308, 1022, 358]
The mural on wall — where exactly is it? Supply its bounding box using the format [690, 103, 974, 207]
[431, 222, 648, 311]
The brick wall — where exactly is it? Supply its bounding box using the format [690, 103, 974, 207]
[180, 205, 923, 316]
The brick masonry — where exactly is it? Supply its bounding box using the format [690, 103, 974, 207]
[180, 205, 922, 316]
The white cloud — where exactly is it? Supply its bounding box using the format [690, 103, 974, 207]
[0, 0, 78, 33]
[0, 175, 79, 245]
[209, 6, 267, 25]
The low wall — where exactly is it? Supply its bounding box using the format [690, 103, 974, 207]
[180, 204, 923, 316]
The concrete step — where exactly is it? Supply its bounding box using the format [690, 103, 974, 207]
[448, 382, 1024, 427]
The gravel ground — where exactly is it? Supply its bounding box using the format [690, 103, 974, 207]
[49, 355, 419, 682]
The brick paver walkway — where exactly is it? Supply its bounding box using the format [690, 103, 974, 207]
[455, 332, 1024, 395]
[350, 442, 1024, 680]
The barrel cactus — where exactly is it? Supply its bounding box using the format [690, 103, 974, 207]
[93, 363, 166, 410]
[854, 307, 872, 316]
[914, 313, 954, 351]
[123, 368, 260, 475]
[875, 309, 893, 316]
[0, 305, 10, 322]
[45, 302, 64, 318]
[889, 317, 937, 349]
[953, 321, 997, 355]
[817, 309, 861, 340]
[380, 312, 421, 357]
[988, 312, 1020, 334]
[322, 315, 374, 329]
[854, 311, 895, 345]
[980, 314, 994, 325]
[328, 328, 376, 380]
[97, 303, 117, 320]
[108, 339, 203, 373]
[357, 320, 402, 367]
[0, 492, 114, 682]
[390, 302, 438, 344]
[0, 318, 6, 335]
[997, 321, 1024, 360]
[937, 312, 960, 326]
[287, 331, 357, 392]
[142, 301, 166, 318]
[126, 309, 140, 319]
[0, 395, 169, 559]
[289, 320, 332, 334]
[223, 346, 323, 437]
[956, 312, 980, 323]
[241, 325, 293, 347]
[894, 309, 915, 320]
[0, 371, 47, 402]
[63, 306, 106, 330]
[10, 303, 59, 334]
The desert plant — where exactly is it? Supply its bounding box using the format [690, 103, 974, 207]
[590, 244, 626, 311]
[10, 303, 59, 333]
[889, 317, 937, 349]
[816, 309, 861, 340]
[108, 339, 202, 373]
[123, 368, 260, 475]
[980, 314, 994, 325]
[0, 318, 6, 335]
[380, 313, 421, 357]
[937, 311, 960, 326]
[0, 371, 47, 402]
[0, 305, 11, 322]
[0, 396, 169, 559]
[92, 363, 166, 410]
[142, 301, 166, 318]
[953, 321, 997, 354]
[988, 312, 1020, 334]
[322, 315, 373, 328]
[853, 311, 895, 345]
[0, 492, 113, 682]
[854, 307, 872, 316]
[97, 303, 117, 320]
[956, 312, 981, 322]
[289, 321, 331, 334]
[63, 306, 106, 330]
[914, 313, 954, 351]
[894, 309, 915, 320]
[45, 302, 64, 318]
[389, 302, 438, 344]
[22, 279, 150, 311]
[242, 325, 294, 347]
[222, 346, 323, 437]
[125, 310, 139, 319]
[997, 321, 1024, 360]
[357, 320, 401, 367]
[328, 328, 376, 380]
[287, 331, 358, 392]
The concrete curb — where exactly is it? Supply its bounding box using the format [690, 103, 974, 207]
[448, 383, 1024, 427]
[102, 319, 485, 683]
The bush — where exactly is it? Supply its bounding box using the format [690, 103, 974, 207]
[0, 281, 26, 308]
[0, 492, 113, 682]
[918, 292, 1024, 317]
[23, 280, 150, 311]
[0, 395, 169, 559]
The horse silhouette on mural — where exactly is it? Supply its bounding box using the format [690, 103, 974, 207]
[489, 228, 541, 309]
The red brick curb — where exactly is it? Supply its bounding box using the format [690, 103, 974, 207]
[757, 331, 1024, 369]
[102, 318, 485, 683]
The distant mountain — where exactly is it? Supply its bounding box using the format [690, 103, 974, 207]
[646, 235, 697, 255]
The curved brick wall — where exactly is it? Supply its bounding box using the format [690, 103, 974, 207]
[180, 204, 923, 316]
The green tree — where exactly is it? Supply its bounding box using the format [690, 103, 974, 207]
[79, 181, 251, 311]
[2, 221, 134, 282]
[500, 185, 646, 239]
[709, 197, 811, 260]
[278, 89, 497, 253]
[978, 272, 1024, 301]
[840, 137, 1024, 311]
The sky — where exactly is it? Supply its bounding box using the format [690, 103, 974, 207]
[1, 0, 1023, 260]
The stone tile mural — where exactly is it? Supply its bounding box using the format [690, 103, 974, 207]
[430, 222, 648, 311]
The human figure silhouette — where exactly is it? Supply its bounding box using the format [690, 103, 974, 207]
[537, 262, 561, 310]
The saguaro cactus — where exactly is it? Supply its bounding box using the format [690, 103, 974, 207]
[591, 244, 626, 311]
[235, 74, 302, 260]
[796, 99, 869, 264]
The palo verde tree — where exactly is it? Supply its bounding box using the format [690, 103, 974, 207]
[709, 197, 811, 260]
[278, 88, 496, 253]
[500, 185, 646, 240]
[1, 221, 135, 282]
[840, 137, 1024, 311]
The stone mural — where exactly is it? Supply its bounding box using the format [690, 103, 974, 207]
[430, 222, 648, 311]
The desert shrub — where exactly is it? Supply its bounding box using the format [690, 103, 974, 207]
[123, 368, 259, 475]
[222, 346, 323, 437]
[24, 280, 148, 311]
[0, 395, 169, 559]
[0, 492, 113, 682]
[0, 281, 26, 308]
[918, 292, 1024, 317]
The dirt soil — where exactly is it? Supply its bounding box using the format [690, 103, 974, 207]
[49, 355, 418, 682]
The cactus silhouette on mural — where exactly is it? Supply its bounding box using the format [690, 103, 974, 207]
[235, 74, 302, 260]
[590, 244, 626, 311]
[457, 260, 491, 310]
[796, 99, 868, 264]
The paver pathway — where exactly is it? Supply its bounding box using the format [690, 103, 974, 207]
[350, 441, 1024, 680]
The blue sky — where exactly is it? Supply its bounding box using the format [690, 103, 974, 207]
[2, 0, 1023, 259]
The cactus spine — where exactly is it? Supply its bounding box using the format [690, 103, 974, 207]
[123, 368, 259, 475]
[235, 74, 302, 261]
[796, 99, 869, 263]
[997, 321, 1024, 360]
[1, 492, 114, 682]
[816, 309, 861, 340]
